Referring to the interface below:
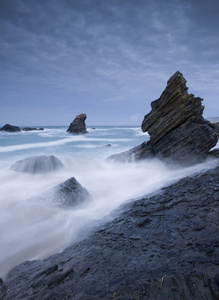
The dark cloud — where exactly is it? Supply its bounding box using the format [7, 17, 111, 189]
[0, 0, 219, 125]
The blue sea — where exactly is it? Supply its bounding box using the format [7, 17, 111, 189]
[0, 125, 217, 279]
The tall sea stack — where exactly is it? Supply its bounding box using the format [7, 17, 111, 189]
[141, 71, 218, 164]
[108, 71, 218, 165]
[67, 113, 87, 134]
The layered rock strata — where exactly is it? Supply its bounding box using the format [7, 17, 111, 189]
[1, 165, 219, 299]
[108, 71, 218, 165]
[67, 113, 87, 134]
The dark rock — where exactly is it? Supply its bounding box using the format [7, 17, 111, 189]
[214, 122, 219, 137]
[22, 127, 44, 131]
[107, 72, 218, 165]
[67, 113, 87, 134]
[0, 124, 21, 132]
[105, 144, 111, 147]
[107, 141, 155, 162]
[10, 155, 63, 174]
[34, 177, 92, 208]
[141, 71, 218, 165]
[209, 148, 219, 158]
[38, 128, 44, 131]
[1, 165, 219, 299]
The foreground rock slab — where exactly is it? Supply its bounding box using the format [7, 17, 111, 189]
[1, 165, 219, 299]
[67, 113, 88, 134]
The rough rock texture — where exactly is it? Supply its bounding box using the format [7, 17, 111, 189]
[1, 165, 219, 300]
[35, 177, 92, 207]
[67, 114, 87, 134]
[142, 71, 218, 164]
[108, 72, 218, 165]
[0, 124, 21, 132]
[215, 122, 219, 137]
[10, 155, 63, 174]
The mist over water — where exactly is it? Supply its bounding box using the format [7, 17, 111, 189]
[0, 126, 217, 279]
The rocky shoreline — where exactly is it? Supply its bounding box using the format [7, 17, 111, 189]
[1, 163, 219, 299]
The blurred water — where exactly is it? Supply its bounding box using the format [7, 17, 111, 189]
[0, 126, 217, 279]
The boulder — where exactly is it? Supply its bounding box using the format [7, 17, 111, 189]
[108, 71, 218, 165]
[0, 124, 21, 132]
[10, 155, 63, 174]
[34, 177, 92, 207]
[67, 114, 87, 134]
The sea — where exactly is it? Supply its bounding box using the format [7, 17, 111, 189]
[0, 125, 218, 279]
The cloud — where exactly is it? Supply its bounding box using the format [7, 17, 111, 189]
[0, 0, 219, 125]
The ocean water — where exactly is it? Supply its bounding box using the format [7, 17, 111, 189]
[0, 125, 217, 279]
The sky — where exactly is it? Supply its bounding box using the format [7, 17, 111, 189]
[0, 0, 219, 126]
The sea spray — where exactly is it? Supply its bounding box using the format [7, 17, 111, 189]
[0, 126, 217, 279]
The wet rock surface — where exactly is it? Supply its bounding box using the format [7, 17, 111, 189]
[1, 165, 219, 299]
[10, 155, 63, 174]
[34, 177, 92, 208]
[67, 113, 87, 134]
[108, 72, 218, 165]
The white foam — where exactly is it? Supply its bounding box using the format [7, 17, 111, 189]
[0, 153, 217, 279]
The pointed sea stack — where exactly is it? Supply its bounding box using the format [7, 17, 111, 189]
[107, 71, 218, 165]
[141, 71, 218, 165]
[67, 113, 88, 134]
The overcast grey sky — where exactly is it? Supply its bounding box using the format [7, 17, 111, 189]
[0, 0, 219, 126]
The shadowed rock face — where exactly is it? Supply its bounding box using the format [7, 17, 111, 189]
[35, 177, 92, 207]
[10, 155, 63, 174]
[67, 113, 87, 134]
[1, 166, 219, 299]
[0, 124, 21, 132]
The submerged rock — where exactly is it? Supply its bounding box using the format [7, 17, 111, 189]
[0, 124, 21, 132]
[34, 177, 92, 207]
[21, 127, 44, 131]
[1, 166, 219, 299]
[11, 155, 63, 174]
[108, 71, 218, 165]
[67, 113, 87, 134]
